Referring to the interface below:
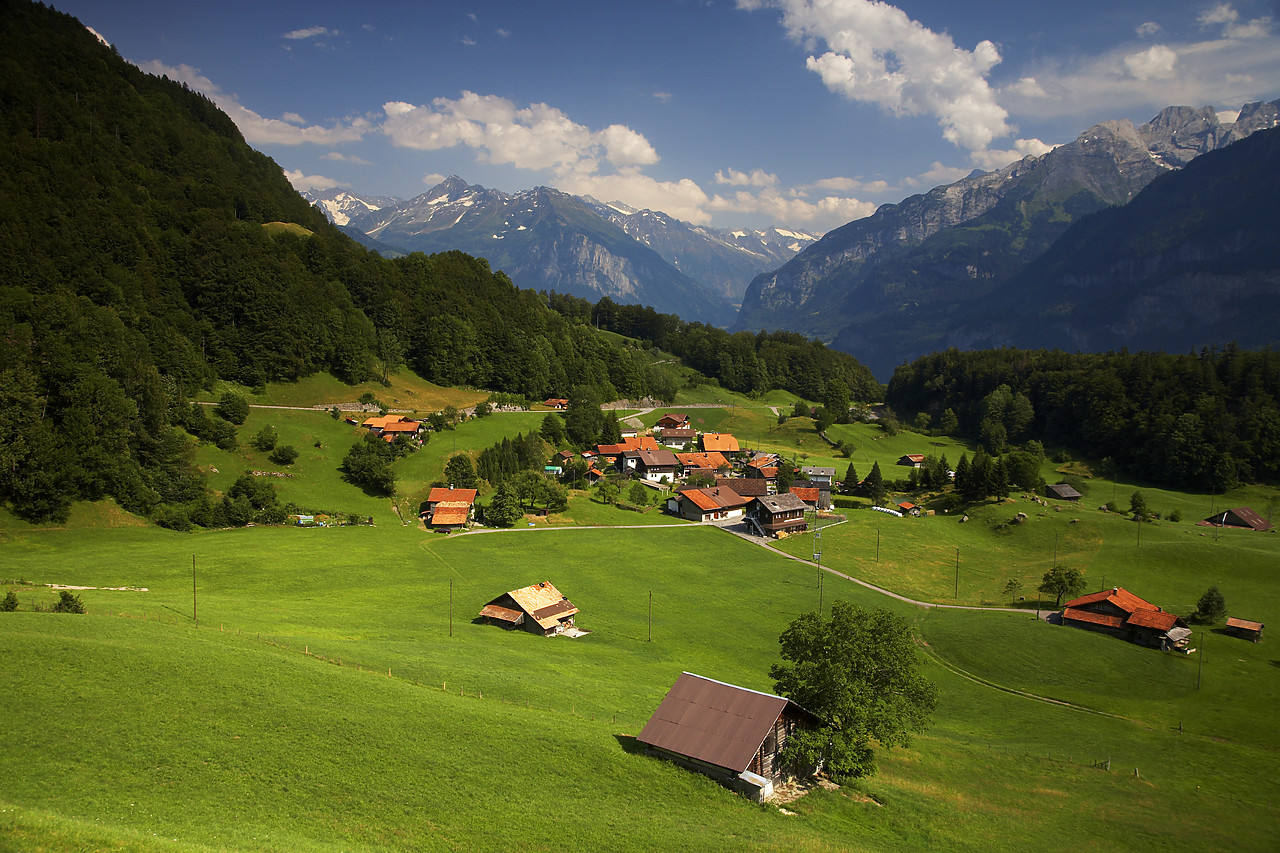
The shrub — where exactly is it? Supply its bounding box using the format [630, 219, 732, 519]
[253, 425, 277, 452]
[1, 590, 18, 612]
[214, 392, 249, 425]
[270, 445, 299, 466]
[52, 590, 86, 613]
[1169, 508, 1183, 522]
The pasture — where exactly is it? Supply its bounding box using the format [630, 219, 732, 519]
[2, 398, 1279, 851]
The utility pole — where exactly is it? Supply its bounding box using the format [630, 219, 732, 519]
[192, 554, 197, 624]
[648, 590, 653, 642]
[954, 548, 960, 599]
[876, 528, 880, 563]
[449, 579, 453, 637]
[813, 513, 823, 614]
[1197, 631, 1205, 690]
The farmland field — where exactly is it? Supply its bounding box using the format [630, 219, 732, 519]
[2, 399, 1279, 851]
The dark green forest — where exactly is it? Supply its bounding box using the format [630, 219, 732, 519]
[0, 0, 874, 524]
[886, 346, 1280, 490]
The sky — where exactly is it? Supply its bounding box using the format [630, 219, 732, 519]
[60, 0, 1280, 233]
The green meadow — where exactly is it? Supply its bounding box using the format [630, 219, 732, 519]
[2, 399, 1279, 851]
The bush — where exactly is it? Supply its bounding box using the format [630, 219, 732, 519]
[52, 590, 85, 613]
[1168, 508, 1183, 522]
[270, 445, 299, 466]
[1, 590, 18, 612]
[253, 425, 277, 452]
[214, 392, 249, 425]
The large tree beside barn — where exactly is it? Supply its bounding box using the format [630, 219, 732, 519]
[769, 601, 937, 781]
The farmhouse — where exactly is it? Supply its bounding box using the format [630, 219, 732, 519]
[746, 493, 809, 538]
[1061, 587, 1191, 651]
[621, 448, 680, 482]
[362, 414, 422, 437]
[700, 433, 741, 455]
[667, 486, 751, 522]
[799, 466, 836, 486]
[792, 479, 833, 510]
[896, 501, 921, 517]
[898, 454, 926, 467]
[790, 486, 820, 511]
[479, 581, 579, 636]
[716, 477, 768, 498]
[676, 451, 732, 478]
[1046, 483, 1083, 501]
[656, 413, 690, 431]
[543, 398, 568, 409]
[1200, 507, 1274, 531]
[1226, 617, 1264, 642]
[422, 486, 478, 531]
[637, 672, 818, 802]
[657, 427, 697, 447]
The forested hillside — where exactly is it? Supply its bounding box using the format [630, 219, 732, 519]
[886, 346, 1280, 490]
[0, 0, 874, 525]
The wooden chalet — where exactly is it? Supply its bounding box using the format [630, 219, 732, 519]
[667, 486, 751, 522]
[790, 486, 821, 511]
[792, 478, 833, 510]
[621, 448, 680, 482]
[543, 398, 568, 409]
[799, 466, 836, 486]
[675, 451, 732, 479]
[597, 436, 661, 458]
[479, 581, 579, 636]
[700, 433, 741, 455]
[657, 427, 697, 447]
[746, 493, 809, 538]
[637, 672, 818, 801]
[422, 486, 478, 531]
[745, 457, 780, 488]
[1046, 483, 1083, 501]
[898, 454, 926, 467]
[1226, 617, 1264, 642]
[1061, 587, 1191, 651]
[716, 477, 769, 498]
[655, 413, 690, 431]
[896, 501, 921, 517]
[1200, 507, 1274, 531]
[362, 414, 422, 437]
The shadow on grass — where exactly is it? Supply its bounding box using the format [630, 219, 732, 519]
[161, 604, 194, 621]
[613, 734, 646, 755]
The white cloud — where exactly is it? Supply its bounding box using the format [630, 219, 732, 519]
[323, 151, 372, 166]
[422, 173, 448, 186]
[709, 186, 876, 232]
[496, 28, 510, 38]
[905, 160, 972, 188]
[85, 25, 110, 46]
[1136, 21, 1162, 37]
[746, 0, 1012, 152]
[1007, 77, 1047, 98]
[138, 60, 371, 146]
[714, 168, 779, 188]
[381, 92, 658, 176]
[968, 137, 1056, 171]
[1199, 3, 1274, 38]
[282, 112, 307, 125]
[284, 26, 331, 40]
[1124, 44, 1179, 80]
[652, 90, 674, 103]
[284, 169, 345, 192]
[560, 171, 713, 224]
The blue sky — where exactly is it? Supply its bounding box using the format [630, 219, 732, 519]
[62, 0, 1280, 232]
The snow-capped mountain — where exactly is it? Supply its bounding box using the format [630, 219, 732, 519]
[305, 176, 817, 325]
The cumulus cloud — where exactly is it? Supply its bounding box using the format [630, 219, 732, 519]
[744, 0, 1012, 152]
[323, 151, 372, 166]
[968, 138, 1056, 171]
[709, 186, 876, 232]
[284, 26, 332, 40]
[381, 92, 658, 177]
[905, 161, 972, 188]
[1124, 44, 1179, 80]
[714, 168, 779, 188]
[138, 60, 371, 146]
[1136, 21, 1163, 37]
[284, 169, 345, 192]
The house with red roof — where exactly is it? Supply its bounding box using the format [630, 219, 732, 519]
[699, 433, 741, 455]
[421, 486, 478, 531]
[675, 451, 732, 479]
[656, 413, 690, 431]
[1061, 587, 1191, 651]
[667, 486, 752, 522]
[478, 581, 579, 636]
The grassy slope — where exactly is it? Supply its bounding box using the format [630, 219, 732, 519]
[3, 390, 1279, 851]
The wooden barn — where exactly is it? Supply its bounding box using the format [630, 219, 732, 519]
[1226, 617, 1264, 642]
[637, 672, 818, 802]
[478, 581, 579, 636]
[1046, 483, 1083, 501]
[1200, 507, 1274, 531]
[1061, 587, 1191, 651]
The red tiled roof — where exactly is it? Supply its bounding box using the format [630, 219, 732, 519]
[427, 487, 477, 505]
[682, 489, 723, 512]
[1126, 609, 1181, 631]
[1062, 607, 1125, 629]
[380, 421, 421, 433]
[791, 487, 820, 502]
[1227, 617, 1264, 631]
[430, 506, 469, 526]
[1064, 587, 1157, 615]
[676, 451, 730, 470]
[700, 433, 740, 452]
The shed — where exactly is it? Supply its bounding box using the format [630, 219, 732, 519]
[1226, 617, 1264, 642]
[637, 672, 818, 800]
[1046, 483, 1082, 501]
[1200, 507, 1274, 531]
[479, 581, 579, 636]
[897, 454, 925, 467]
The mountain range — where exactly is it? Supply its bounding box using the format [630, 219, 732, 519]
[305, 179, 817, 326]
[735, 100, 1280, 378]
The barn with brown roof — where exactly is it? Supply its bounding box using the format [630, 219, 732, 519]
[637, 672, 818, 801]
[1061, 587, 1191, 651]
[479, 581, 579, 636]
[1200, 507, 1274, 531]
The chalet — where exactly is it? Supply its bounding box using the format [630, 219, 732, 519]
[800, 466, 836, 486]
[745, 461, 780, 491]
[585, 463, 607, 484]
[716, 477, 769, 498]
[422, 486, 478, 531]
[1046, 483, 1083, 502]
[746, 493, 809, 538]
[597, 436, 662, 457]
[897, 501, 921, 517]
[621, 448, 680, 483]
[657, 427, 697, 447]
[637, 672, 818, 802]
[1226, 617, 1264, 642]
[656, 413, 690, 431]
[675, 451, 732, 479]
[619, 426, 638, 439]
[792, 478, 833, 510]
[898, 454, 926, 467]
[667, 486, 751, 522]
[479, 581, 579, 636]
[543, 398, 568, 410]
[362, 414, 421, 436]
[700, 433, 741, 455]
[1200, 507, 1274, 531]
[1061, 587, 1191, 651]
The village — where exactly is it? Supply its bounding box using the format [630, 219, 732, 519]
[347, 403, 1269, 804]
